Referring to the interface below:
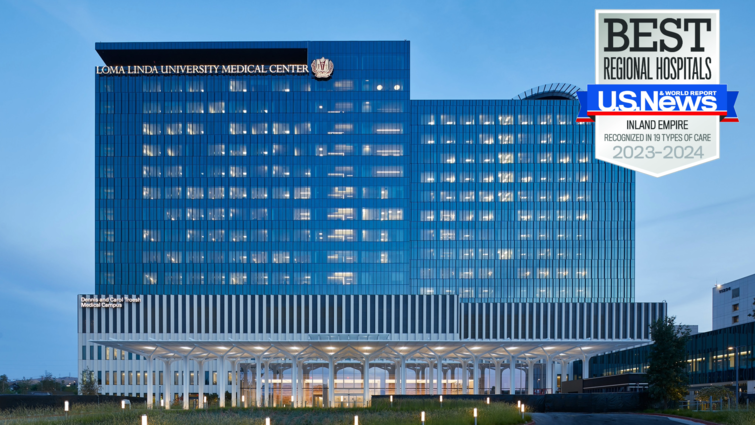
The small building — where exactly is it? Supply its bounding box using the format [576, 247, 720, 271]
[713, 273, 755, 330]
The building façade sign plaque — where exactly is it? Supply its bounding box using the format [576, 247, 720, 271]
[96, 57, 334, 78]
[81, 296, 141, 309]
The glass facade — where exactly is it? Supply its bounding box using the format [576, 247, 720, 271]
[95, 41, 634, 303]
[581, 322, 755, 386]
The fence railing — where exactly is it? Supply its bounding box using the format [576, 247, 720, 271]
[679, 398, 751, 411]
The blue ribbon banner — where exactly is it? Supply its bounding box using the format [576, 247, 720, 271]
[577, 84, 738, 123]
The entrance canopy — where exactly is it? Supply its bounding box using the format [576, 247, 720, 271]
[91, 338, 647, 364]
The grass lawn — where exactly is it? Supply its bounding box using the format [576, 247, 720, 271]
[0, 399, 531, 424]
[646, 407, 755, 425]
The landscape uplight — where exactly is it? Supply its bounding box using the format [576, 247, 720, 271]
[521, 404, 525, 419]
[355, 415, 359, 425]
[474, 407, 478, 425]
[421, 411, 425, 425]
[266, 418, 270, 425]
[122, 400, 126, 409]
[141, 414, 148, 425]
[390, 395, 393, 407]
[64, 401, 69, 417]
[486, 397, 490, 404]
[440, 395, 443, 407]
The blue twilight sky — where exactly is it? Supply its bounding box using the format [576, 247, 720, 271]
[0, 0, 753, 378]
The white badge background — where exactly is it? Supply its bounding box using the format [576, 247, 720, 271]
[595, 116, 719, 177]
[593, 10, 721, 177]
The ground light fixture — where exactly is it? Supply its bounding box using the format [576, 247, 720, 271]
[473, 407, 478, 425]
[390, 395, 393, 407]
[439, 395, 443, 407]
[266, 418, 270, 425]
[486, 397, 490, 404]
[355, 415, 359, 425]
[517, 400, 520, 408]
[421, 411, 425, 425]
[64, 401, 69, 417]
[521, 404, 525, 419]
[141, 414, 148, 425]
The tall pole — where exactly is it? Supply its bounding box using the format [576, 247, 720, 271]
[735, 347, 739, 408]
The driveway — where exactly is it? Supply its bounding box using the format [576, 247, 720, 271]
[530, 413, 703, 425]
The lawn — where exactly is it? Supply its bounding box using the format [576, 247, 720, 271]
[647, 407, 755, 425]
[0, 399, 531, 424]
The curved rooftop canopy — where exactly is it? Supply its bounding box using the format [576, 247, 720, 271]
[513, 83, 580, 101]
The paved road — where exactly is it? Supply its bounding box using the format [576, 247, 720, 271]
[530, 413, 701, 425]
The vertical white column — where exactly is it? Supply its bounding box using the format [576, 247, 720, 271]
[461, 360, 468, 395]
[363, 357, 370, 407]
[582, 355, 591, 380]
[494, 360, 501, 395]
[551, 360, 558, 394]
[198, 360, 205, 409]
[428, 360, 434, 395]
[255, 358, 262, 407]
[238, 361, 243, 407]
[291, 358, 297, 408]
[328, 356, 335, 407]
[560, 360, 569, 383]
[164, 360, 172, 410]
[298, 361, 304, 407]
[472, 357, 479, 395]
[263, 361, 270, 407]
[231, 359, 237, 407]
[183, 356, 190, 409]
[526, 360, 534, 395]
[509, 356, 516, 395]
[218, 357, 226, 407]
[436, 356, 443, 395]
[400, 357, 407, 395]
[146, 355, 154, 409]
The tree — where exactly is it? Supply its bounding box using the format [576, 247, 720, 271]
[695, 386, 734, 402]
[38, 371, 60, 393]
[80, 367, 100, 395]
[0, 375, 9, 394]
[14, 377, 33, 394]
[647, 316, 691, 408]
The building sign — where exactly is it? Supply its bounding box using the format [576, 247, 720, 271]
[578, 10, 738, 177]
[81, 296, 141, 308]
[96, 56, 335, 82]
[311, 57, 334, 79]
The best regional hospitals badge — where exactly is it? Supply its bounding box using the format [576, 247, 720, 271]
[578, 10, 738, 177]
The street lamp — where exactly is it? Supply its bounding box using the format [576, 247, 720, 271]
[729, 346, 746, 408]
